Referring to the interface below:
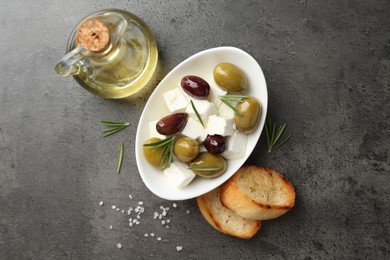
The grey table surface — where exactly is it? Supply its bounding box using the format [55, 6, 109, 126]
[1, 0, 389, 259]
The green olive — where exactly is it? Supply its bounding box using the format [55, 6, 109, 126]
[189, 152, 227, 178]
[213, 63, 247, 93]
[174, 136, 199, 162]
[143, 137, 168, 169]
[234, 97, 261, 133]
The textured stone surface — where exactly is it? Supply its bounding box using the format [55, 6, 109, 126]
[1, 0, 389, 259]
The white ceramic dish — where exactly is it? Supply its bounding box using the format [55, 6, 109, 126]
[135, 46, 268, 200]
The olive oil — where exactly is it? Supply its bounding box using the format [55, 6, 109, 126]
[60, 9, 158, 98]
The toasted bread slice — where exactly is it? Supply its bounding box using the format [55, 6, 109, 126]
[220, 166, 295, 220]
[197, 187, 261, 239]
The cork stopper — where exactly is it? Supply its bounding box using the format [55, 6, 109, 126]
[75, 18, 110, 52]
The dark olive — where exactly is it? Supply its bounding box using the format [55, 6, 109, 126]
[143, 137, 168, 169]
[213, 63, 247, 93]
[234, 97, 261, 133]
[204, 135, 225, 154]
[156, 113, 188, 135]
[181, 75, 210, 99]
[189, 152, 227, 178]
[174, 136, 199, 162]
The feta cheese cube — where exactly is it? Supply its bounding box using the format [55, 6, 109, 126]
[206, 115, 235, 136]
[149, 120, 165, 139]
[208, 84, 227, 107]
[181, 117, 207, 142]
[218, 102, 236, 119]
[221, 131, 248, 159]
[163, 88, 189, 113]
[163, 161, 196, 188]
[185, 99, 216, 123]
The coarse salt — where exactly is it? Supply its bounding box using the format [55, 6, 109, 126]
[176, 246, 183, 251]
[99, 201, 104, 206]
[111, 205, 116, 210]
[117, 243, 122, 249]
[172, 203, 177, 208]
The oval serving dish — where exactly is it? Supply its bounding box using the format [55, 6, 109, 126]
[135, 46, 268, 200]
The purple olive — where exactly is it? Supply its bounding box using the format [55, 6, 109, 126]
[156, 113, 188, 135]
[181, 75, 210, 99]
[204, 135, 226, 154]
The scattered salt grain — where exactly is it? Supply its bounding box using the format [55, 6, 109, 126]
[138, 201, 144, 205]
[176, 246, 183, 251]
[157, 237, 161, 241]
[111, 205, 116, 210]
[121, 210, 125, 214]
[150, 233, 155, 237]
[144, 233, 149, 237]
[166, 219, 170, 223]
[166, 225, 170, 229]
[116, 208, 120, 211]
[162, 211, 167, 217]
[109, 225, 113, 229]
[117, 243, 122, 249]
[99, 201, 104, 206]
[172, 203, 177, 208]
[186, 210, 191, 214]
[153, 212, 159, 219]
[128, 194, 133, 199]
[161, 220, 165, 225]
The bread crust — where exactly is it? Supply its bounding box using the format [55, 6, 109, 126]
[196, 187, 261, 239]
[220, 166, 295, 220]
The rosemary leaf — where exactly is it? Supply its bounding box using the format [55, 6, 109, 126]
[103, 125, 128, 137]
[101, 120, 130, 137]
[117, 142, 124, 174]
[143, 136, 176, 167]
[266, 118, 291, 153]
[101, 120, 127, 125]
[190, 100, 204, 127]
[220, 98, 242, 116]
[219, 95, 250, 116]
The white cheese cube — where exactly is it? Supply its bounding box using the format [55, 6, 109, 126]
[149, 120, 165, 139]
[221, 131, 248, 160]
[208, 84, 227, 107]
[206, 115, 235, 136]
[163, 161, 196, 189]
[163, 88, 189, 113]
[185, 99, 216, 123]
[218, 102, 236, 119]
[181, 117, 207, 142]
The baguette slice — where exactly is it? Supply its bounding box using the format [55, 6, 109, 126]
[197, 187, 261, 239]
[220, 166, 295, 220]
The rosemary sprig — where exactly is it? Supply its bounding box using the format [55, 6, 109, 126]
[219, 95, 250, 116]
[101, 120, 130, 137]
[265, 118, 291, 153]
[188, 167, 222, 171]
[190, 100, 204, 127]
[117, 142, 124, 174]
[143, 136, 176, 167]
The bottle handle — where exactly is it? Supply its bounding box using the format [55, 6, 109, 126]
[55, 46, 91, 77]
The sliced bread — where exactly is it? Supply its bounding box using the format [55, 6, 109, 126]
[197, 186, 261, 239]
[220, 166, 295, 220]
